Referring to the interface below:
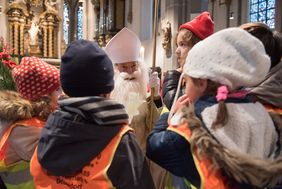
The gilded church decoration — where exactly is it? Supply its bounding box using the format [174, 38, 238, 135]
[6, 0, 29, 57]
[26, 0, 43, 7]
[39, 0, 60, 58]
[28, 17, 41, 56]
[6, 0, 60, 58]
[162, 21, 172, 58]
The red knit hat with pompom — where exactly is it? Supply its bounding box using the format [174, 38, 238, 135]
[179, 12, 214, 40]
[12, 57, 60, 100]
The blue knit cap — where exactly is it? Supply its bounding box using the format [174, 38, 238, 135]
[61, 40, 114, 97]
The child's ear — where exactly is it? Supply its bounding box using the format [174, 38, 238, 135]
[199, 79, 207, 93]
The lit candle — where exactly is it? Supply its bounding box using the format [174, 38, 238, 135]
[140, 46, 145, 62]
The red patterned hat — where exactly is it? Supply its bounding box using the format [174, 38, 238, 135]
[179, 12, 214, 40]
[12, 57, 60, 100]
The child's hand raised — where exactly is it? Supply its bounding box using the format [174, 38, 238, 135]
[168, 94, 191, 125]
[172, 94, 191, 113]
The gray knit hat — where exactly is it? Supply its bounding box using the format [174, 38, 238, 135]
[184, 28, 270, 91]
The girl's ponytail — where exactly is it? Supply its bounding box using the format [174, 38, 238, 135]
[212, 86, 229, 129]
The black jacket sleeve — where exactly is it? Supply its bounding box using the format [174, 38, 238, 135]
[162, 70, 182, 110]
[0, 177, 6, 189]
[108, 132, 156, 189]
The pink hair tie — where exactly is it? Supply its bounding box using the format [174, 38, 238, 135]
[216, 86, 228, 102]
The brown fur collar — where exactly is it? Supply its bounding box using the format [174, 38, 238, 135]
[180, 106, 282, 188]
[0, 90, 32, 122]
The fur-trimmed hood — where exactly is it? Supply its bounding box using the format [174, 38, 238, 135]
[180, 104, 282, 188]
[0, 90, 32, 122]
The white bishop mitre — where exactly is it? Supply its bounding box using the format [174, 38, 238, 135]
[105, 27, 141, 64]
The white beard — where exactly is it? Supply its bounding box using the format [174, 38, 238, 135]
[111, 64, 148, 122]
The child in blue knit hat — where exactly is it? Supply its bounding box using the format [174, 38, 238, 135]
[31, 40, 155, 189]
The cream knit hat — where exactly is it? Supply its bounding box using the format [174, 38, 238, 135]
[183, 28, 270, 91]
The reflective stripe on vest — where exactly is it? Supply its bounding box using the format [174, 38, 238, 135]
[4, 180, 34, 189]
[167, 123, 228, 189]
[0, 118, 44, 189]
[264, 104, 282, 115]
[31, 125, 133, 189]
[160, 106, 169, 115]
[164, 172, 197, 189]
[0, 161, 32, 184]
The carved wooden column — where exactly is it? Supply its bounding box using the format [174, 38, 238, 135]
[42, 22, 48, 57]
[14, 24, 19, 55]
[48, 25, 53, 57]
[19, 24, 24, 55]
[53, 23, 58, 58]
[39, 11, 59, 58]
[9, 24, 13, 50]
[7, 4, 28, 57]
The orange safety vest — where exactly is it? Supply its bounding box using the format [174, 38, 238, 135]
[31, 125, 133, 189]
[0, 118, 45, 189]
[0, 117, 45, 163]
[167, 123, 233, 189]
